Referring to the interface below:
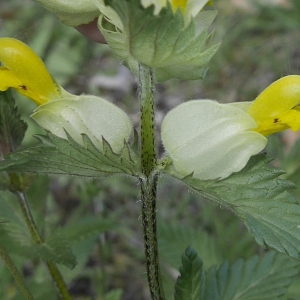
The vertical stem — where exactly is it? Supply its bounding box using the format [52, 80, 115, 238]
[139, 64, 156, 177]
[0, 244, 35, 300]
[139, 64, 165, 300]
[15, 191, 72, 300]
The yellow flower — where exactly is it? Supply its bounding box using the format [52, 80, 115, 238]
[161, 75, 300, 180]
[141, 0, 213, 19]
[247, 75, 300, 136]
[171, 0, 213, 13]
[0, 38, 65, 105]
[171, 0, 188, 12]
[0, 38, 133, 153]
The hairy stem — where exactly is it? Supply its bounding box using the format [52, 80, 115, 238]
[0, 244, 35, 300]
[16, 191, 72, 300]
[139, 64, 165, 300]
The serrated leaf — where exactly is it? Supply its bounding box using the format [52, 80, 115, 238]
[36, 230, 77, 269]
[174, 246, 205, 300]
[175, 247, 298, 300]
[0, 132, 139, 178]
[0, 91, 27, 157]
[0, 191, 76, 268]
[164, 154, 300, 261]
[101, 0, 219, 81]
[204, 251, 299, 300]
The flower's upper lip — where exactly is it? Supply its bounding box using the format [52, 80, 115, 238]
[246, 75, 300, 136]
[0, 37, 61, 105]
[248, 75, 300, 121]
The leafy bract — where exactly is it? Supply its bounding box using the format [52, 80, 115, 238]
[175, 246, 299, 300]
[164, 154, 300, 260]
[32, 0, 99, 26]
[0, 132, 139, 178]
[101, 0, 219, 81]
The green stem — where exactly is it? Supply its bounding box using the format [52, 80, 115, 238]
[15, 191, 72, 300]
[16, 192, 42, 244]
[139, 64, 156, 177]
[139, 64, 165, 300]
[0, 244, 35, 300]
[46, 262, 72, 300]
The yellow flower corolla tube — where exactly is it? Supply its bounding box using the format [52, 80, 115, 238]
[247, 75, 300, 136]
[0, 38, 133, 153]
[0, 38, 63, 105]
[161, 100, 267, 180]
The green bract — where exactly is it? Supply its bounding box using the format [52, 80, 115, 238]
[32, 0, 219, 81]
[99, 0, 219, 81]
[31, 95, 133, 154]
[32, 0, 99, 26]
[161, 100, 267, 180]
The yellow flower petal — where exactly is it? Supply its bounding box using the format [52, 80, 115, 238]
[247, 75, 300, 136]
[0, 38, 61, 105]
[171, 0, 188, 12]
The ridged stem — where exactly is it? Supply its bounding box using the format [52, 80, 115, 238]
[139, 64, 165, 300]
[15, 191, 72, 300]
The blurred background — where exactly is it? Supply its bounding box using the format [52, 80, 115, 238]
[1, 0, 300, 299]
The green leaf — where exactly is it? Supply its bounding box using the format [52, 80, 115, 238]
[0, 192, 31, 249]
[101, 0, 219, 81]
[36, 229, 77, 269]
[61, 216, 115, 243]
[174, 247, 298, 300]
[0, 91, 27, 157]
[0, 132, 139, 178]
[174, 246, 205, 300]
[204, 251, 299, 300]
[164, 154, 300, 261]
[158, 222, 221, 270]
[0, 191, 76, 269]
[32, 0, 99, 27]
[103, 289, 123, 300]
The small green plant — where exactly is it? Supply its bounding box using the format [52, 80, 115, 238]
[0, 0, 300, 299]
